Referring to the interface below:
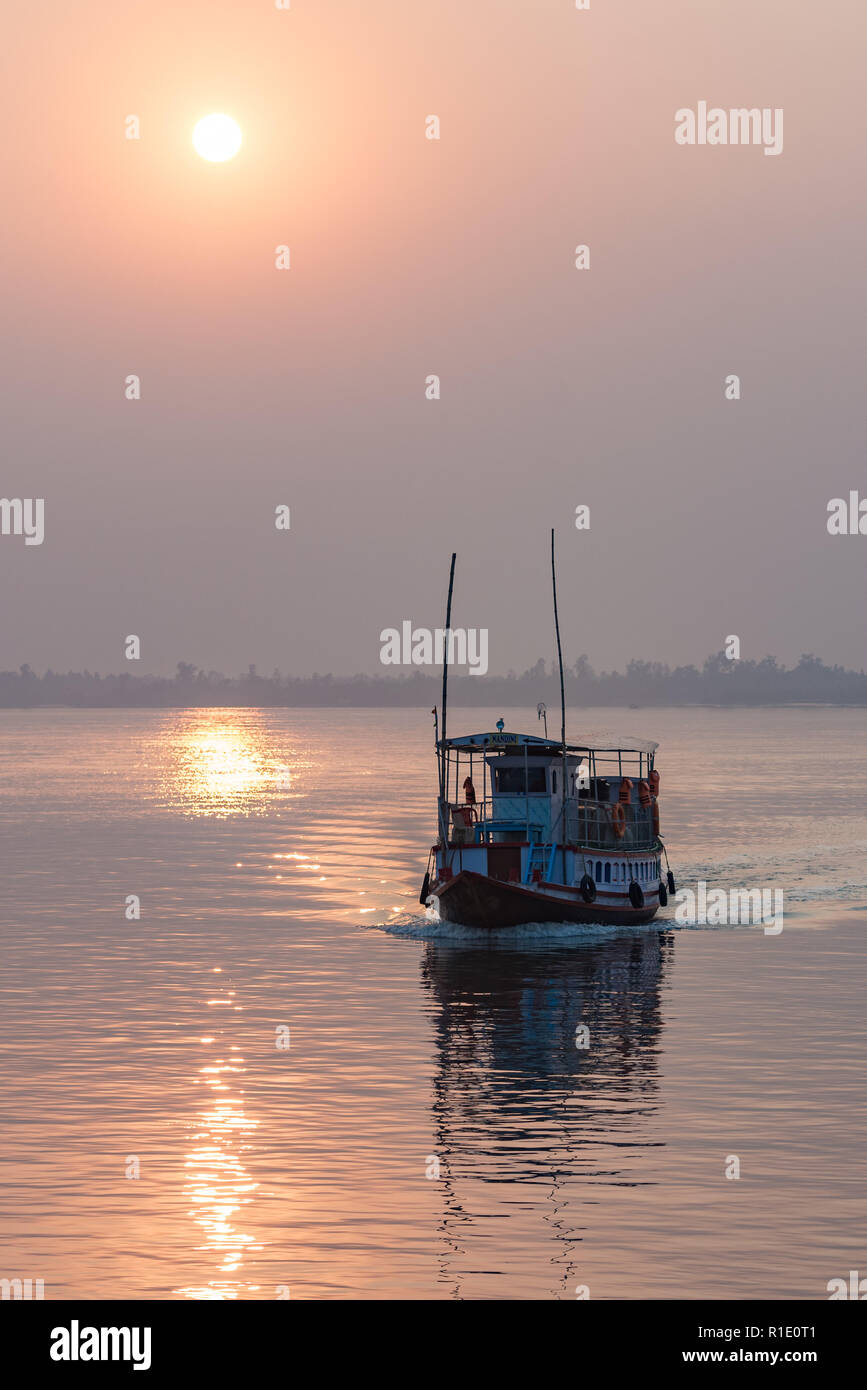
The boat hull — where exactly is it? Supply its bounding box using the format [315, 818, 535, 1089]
[429, 870, 659, 929]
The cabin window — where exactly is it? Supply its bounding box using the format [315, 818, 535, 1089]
[551, 771, 557, 793]
[604, 863, 611, 883]
[595, 861, 602, 882]
[494, 766, 547, 794]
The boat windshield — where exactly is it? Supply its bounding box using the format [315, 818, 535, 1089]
[494, 766, 547, 794]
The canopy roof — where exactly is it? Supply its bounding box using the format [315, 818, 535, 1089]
[439, 730, 658, 755]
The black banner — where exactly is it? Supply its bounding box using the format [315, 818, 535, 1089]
[6, 1299, 862, 1375]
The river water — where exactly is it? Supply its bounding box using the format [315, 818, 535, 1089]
[0, 705, 864, 1299]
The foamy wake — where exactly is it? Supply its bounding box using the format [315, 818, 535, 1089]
[373, 910, 652, 943]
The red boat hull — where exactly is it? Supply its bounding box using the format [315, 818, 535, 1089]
[430, 870, 659, 929]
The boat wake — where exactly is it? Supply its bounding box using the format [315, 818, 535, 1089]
[371, 909, 661, 943]
[675, 846, 867, 907]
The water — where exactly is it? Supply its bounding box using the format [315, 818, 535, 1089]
[0, 706, 865, 1299]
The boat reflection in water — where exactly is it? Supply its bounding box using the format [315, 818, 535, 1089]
[420, 929, 671, 1298]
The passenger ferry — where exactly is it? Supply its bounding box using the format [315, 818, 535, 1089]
[419, 538, 676, 928]
[421, 727, 675, 927]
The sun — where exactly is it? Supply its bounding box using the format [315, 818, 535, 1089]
[193, 114, 242, 163]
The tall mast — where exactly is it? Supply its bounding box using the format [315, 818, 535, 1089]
[551, 530, 567, 747]
[551, 530, 568, 853]
[439, 552, 456, 805]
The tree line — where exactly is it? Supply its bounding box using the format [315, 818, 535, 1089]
[1, 652, 865, 707]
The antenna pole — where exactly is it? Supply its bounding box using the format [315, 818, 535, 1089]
[551, 529, 568, 869]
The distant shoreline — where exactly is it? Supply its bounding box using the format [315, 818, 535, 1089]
[3, 654, 866, 709]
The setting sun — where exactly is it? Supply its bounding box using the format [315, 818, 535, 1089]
[193, 113, 242, 162]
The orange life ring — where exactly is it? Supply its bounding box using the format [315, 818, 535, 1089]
[611, 802, 626, 838]
[618, 777, 633, 803]
[649, 769, 660, 798]
[652, 799, 660, 837]
[638, 779, 651, 806]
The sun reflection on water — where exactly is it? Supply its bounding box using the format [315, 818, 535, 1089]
[175, 984, 264, 1300]
[161, 712, 298, 818]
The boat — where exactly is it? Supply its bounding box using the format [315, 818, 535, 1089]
[419, 536, 676, 928]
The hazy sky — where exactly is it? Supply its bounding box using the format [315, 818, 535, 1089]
[2, 0, 865, 676]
